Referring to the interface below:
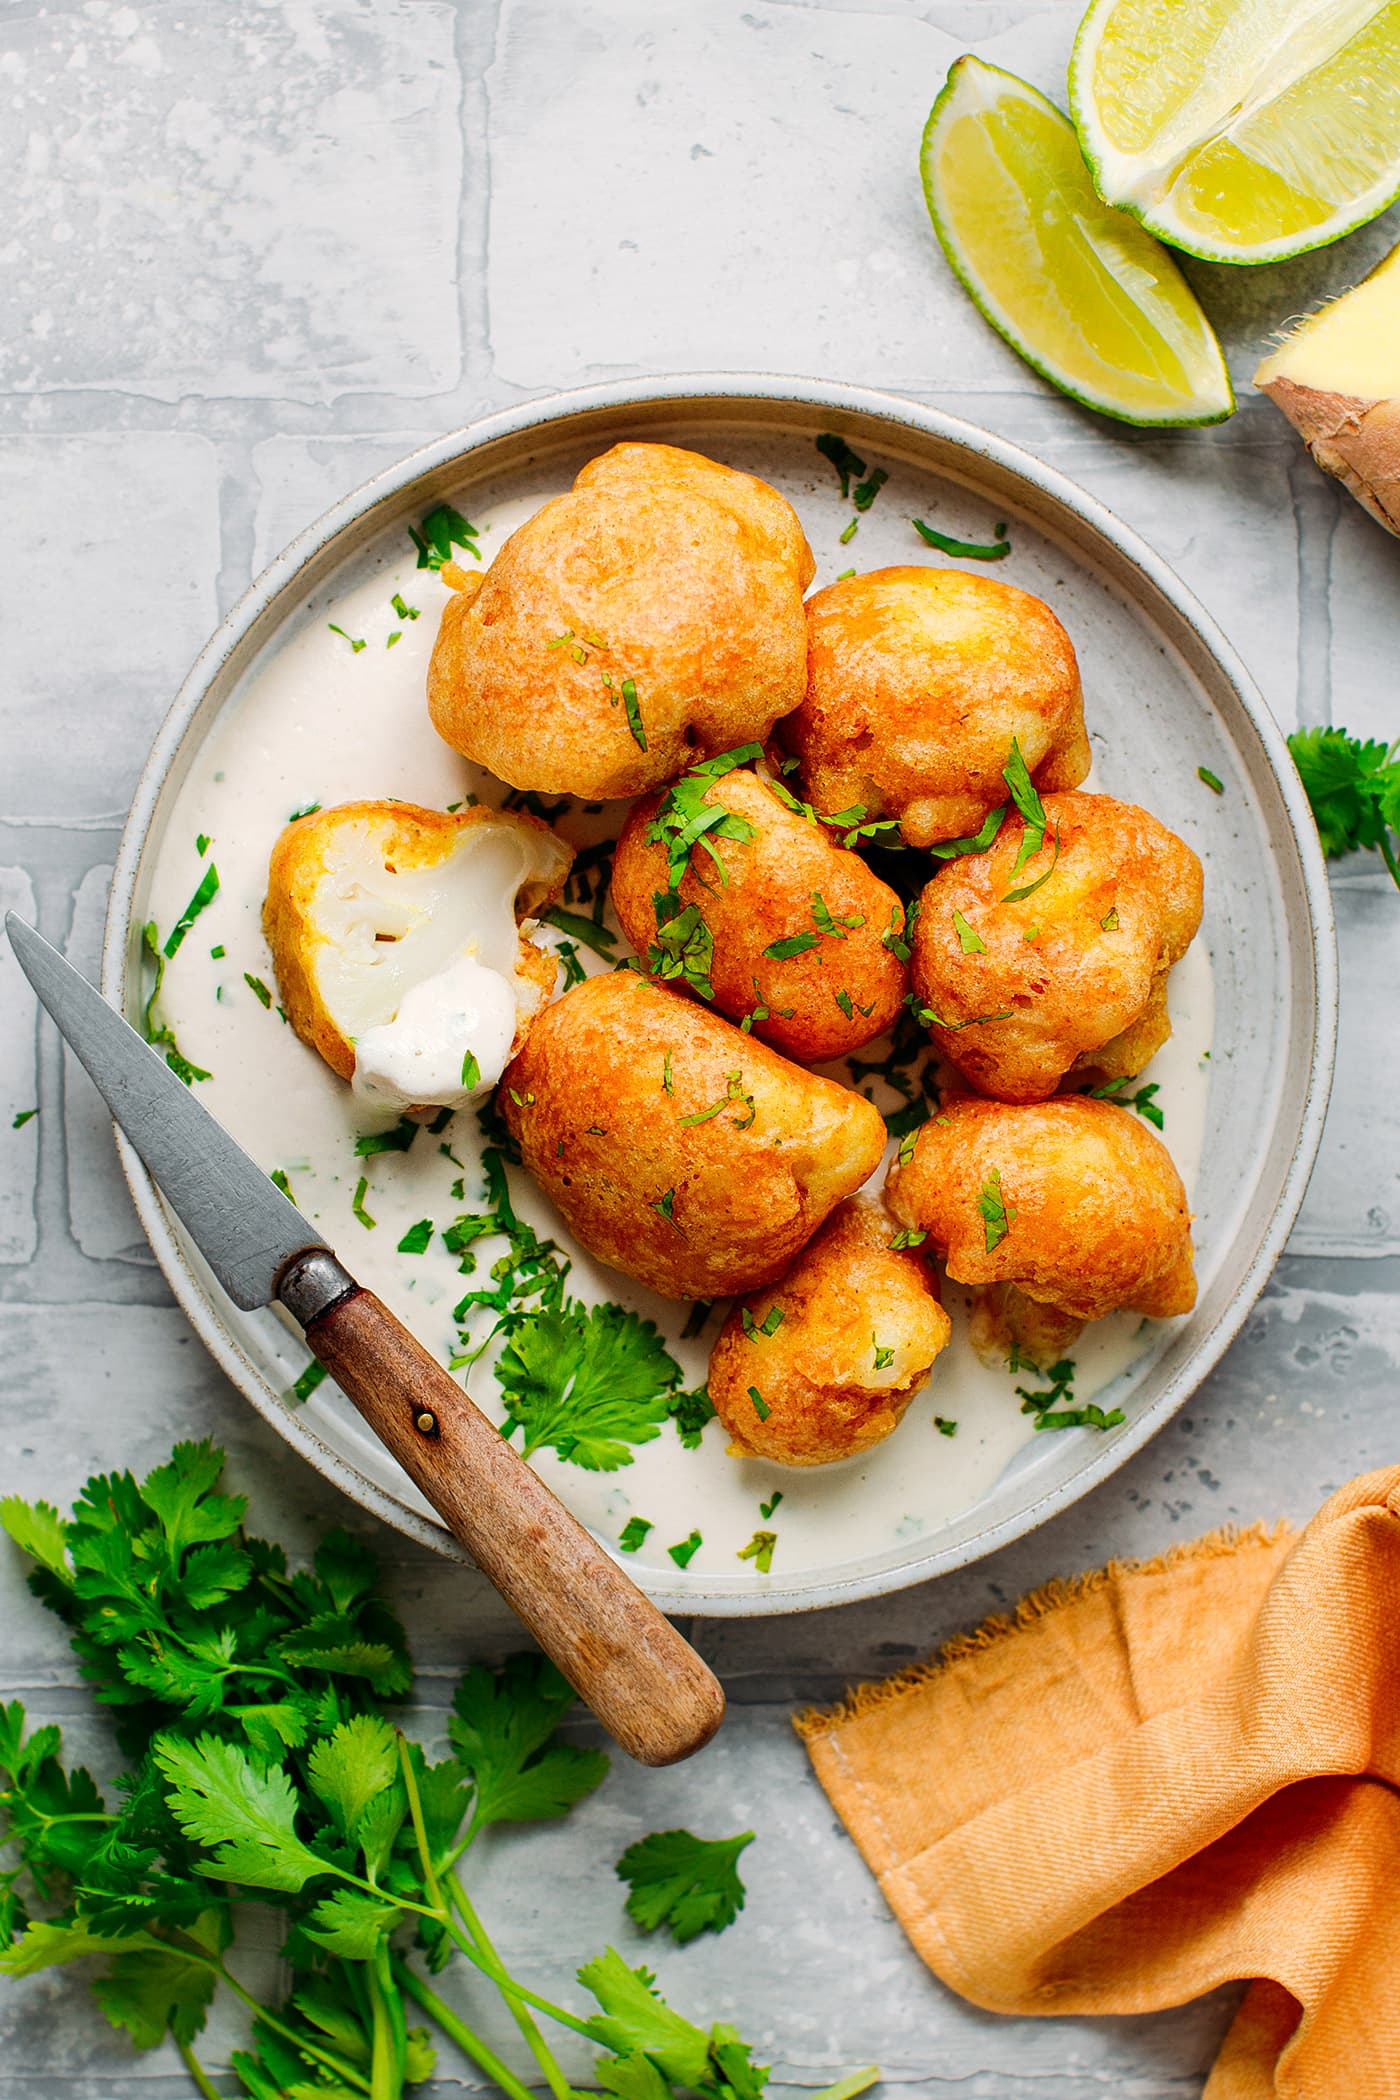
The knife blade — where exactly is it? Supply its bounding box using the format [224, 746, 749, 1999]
[6, 913, 725, 1767]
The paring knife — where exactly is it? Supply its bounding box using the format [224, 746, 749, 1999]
[7, 914, 724, 1768]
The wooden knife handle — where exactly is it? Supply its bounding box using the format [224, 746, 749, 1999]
[298, 1276, 725, 1767]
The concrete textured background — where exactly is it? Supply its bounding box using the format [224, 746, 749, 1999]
[3, 1, 1399, 2092]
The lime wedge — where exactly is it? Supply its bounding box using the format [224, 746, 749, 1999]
[921, 57, 1233, 427]
[1070, 0, 1400, 264]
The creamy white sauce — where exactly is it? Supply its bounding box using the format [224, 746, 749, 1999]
[353, 953, 517, 1112]
[143, 513, 1215, 1590]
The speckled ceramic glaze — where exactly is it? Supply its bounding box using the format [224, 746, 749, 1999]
[104, 376, 1337, 1615]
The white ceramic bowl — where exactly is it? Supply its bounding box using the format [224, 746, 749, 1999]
[104, 376, 1337, 1614]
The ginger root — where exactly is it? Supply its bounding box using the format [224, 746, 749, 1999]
[1255, 240, 1400, 539]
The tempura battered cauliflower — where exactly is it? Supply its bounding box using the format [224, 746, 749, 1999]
[784, 567, 1090, 848]
[911, 791, 1203, 1101]
[498, 972, 886, 1300]
[886, 1096, 1195, 1354]
[708, 1199, 952, 1467]
[610, 763, 908, 1063]
[427, 443, 816, 801]
[264, 801, 571, 1109]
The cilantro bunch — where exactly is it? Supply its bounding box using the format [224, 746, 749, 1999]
[0, 1443, 874, 2100]
[1286, 727, 1400, 889]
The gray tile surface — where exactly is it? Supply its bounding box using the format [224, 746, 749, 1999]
[2, 2, 1398, 2094]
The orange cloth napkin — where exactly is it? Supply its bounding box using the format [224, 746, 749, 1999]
[798, 1468, 1400, 2099]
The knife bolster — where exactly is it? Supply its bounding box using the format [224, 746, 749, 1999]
[279, 1248, 359, 1329]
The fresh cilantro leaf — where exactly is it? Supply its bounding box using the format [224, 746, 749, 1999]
[140, 924, 211, 1086]
[354, 1117, 417, 1156]
[934, 1416, 958, 1437]
[1286, 726, 1400, 887]
[541, 906, 618, 958]
[872, 1338, 896, 1371]
[391, 592, 420, 621]
[736, 1531, 776, 1573]
[1088, 1076, 1165, 1129]
[953, 910, 985, 954]
[649, 895, 716, 1000]
[92, 1943, 218, 2049]
[410, 503, 480, 570]
[328, 623, 367, 653]
[763, 931, 819, 960]
[667, 1531, 703, 1569]
[740, 1306, 783, 1341]
[306, 1714, 400, 1840]
[304, 1886, 405, 1958]
[618, 1517, 653, 1553]
[815, 432, 867, 500]
[851, 466, 887, 512]
[645, 748, 760, 890]
[163, 864, 220, 958]
[11, 1107, 38, 1129]
[243, 972, 273, 1008]
[596, 2052, 674, 2100]
[495, 1302, 682, 1470]
[978, 1169, 1014, 1252]
[154, 1735, 329, 1892]
[0, 1497, 71, 1584]
[927, 805, 1006, 861]
[616, 1828, 754, 1944]
[668, 1386, 716, 1449]
[912, 518, 1010, 561]
[579, 1949, 714, 2088]
[448, 1653, 608, 1826]
[889, 1225, 927, 1249]
[880, 903, 911, 960]
[397, 1218, 433, 1255]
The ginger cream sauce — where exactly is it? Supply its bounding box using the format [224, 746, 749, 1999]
[144, 514, 1214, 1589]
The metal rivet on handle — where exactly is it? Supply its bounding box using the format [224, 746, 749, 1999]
[415, 1410, 438, 1436]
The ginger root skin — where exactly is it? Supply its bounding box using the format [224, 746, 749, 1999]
[1255, 241, 1400, 540]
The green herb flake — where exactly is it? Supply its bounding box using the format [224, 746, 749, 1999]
[680, 1300, 713, 1340]
[836, 566, 856, 581]
[328, 622, 367, 653]
[668, 1529, 703, 1568]
[953, 909, 986, 955]
[1017, 1357, 1124, 1433]
[897, 1128, 920, 1166]
[759, 1490, 784, 1519]
[816, 431, 867, 499]
[889, 1226, 927, 1249]
[351, 1175, 377, 1228]
[391, 591, 420, 621]
[928, 803, 1007, 862]
[541, 905, 618, 959]
[243, 972, 273, 1009]
[872, 1338, 896, 1371]
[747, 1385, 770, 1422]
[354, 1117, 418, 1157]
[852, 466, 888, 513]
[912, 517, 1011, 561]
[139, 922, 211, 1086]
[196, 832, 210, 855]
[1089, 1076, 1165, 1129]
[386, 630, 402, 649]
[978, 1167, 1015, 1252]
[460, 1050, 481, 1091]
[736, 1530, 777, 1574]
[289, 799, 321, 821]
[289, 1358, 328, 1403]
[881, 903, 912, 960]
[839, 516, 859, 545]
[763, 930, 820, 960]
[618, 1516, 653, 1553]
[1198, 766, 1225, 795]
[1101, 907, 1119, 930]
[621, 676, 647, 751]
[811, 892, 863, 940]
[652, 1188, 679, 1226]
[835, 989, 855, 1020]
[556, 938, 586, 989]
[397, 1219, 434, 1256]
[934, 1415, 958, 1437]
[163, 863, 220, 958]
[269, 1167, 295, 1203]
[11, 1108, 38, 1130]
[409, 502, 480, 570]
[741, 1305, 784, 1342]
[662, 1049, 674, 1096]
[209, 943, 225, 959]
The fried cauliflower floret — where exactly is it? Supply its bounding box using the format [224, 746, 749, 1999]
[708, 1198, 952, 1466]
[910, 791, 1203, 1101]
[783, 567, 1090, 849]
[499, 972, 886, 1300]
[265, 801, 571, 1111]
[885, 1095, 1195, 1359]
[610, 762, 908, 1062]
[427, 443, 816, 801]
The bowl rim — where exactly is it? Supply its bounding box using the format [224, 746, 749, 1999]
[102, 370, 1339, 1616]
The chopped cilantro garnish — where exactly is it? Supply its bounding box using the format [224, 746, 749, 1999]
[669, 1386, 716, 1448]
[351, 1176, 376, 1228]
[928, 804, 1007, 861]
[736, 1530, 776, 1573]
[978, 1168, 1014, 1252]
[680, 1300, 713, 1340]
[196, 832, 210, 855]
[243, 972, 273, 1008]
[620, 676, 647, 751]
[811, 892, 863, 939]
[540, 905, 617, 959]
[1002, 823, 1061, 905]
[852, 466, 888, 512]
[555, 938, 586, 989]
[328, 622, 367, 652]
[495, 1301, 683, 1469]
[835, 989, 855, 1020]
[953, 909, 986, 955]
[747, 1386, 770, 1422]
[763, 930, 819, 960]
[897, 1128, 920, 1166]
[11, 1108, 38, 1130]
[668, 1530, 703, 1568]
[386, 631, 402, 647]
[289, 800, 321, 821]
[409, 503, 480, 570]
[839, 517, 859, 545]
[1088, 1076, 1164, 1129]
[1101, 907, 1119, 930]
[460, 1049, 481, 1090]
[209, 944, 225, 959]
[884, 1096, 930, 1142]
[889, 1225, 927, 1249]
[397, 1219, 434, 1255]
[645, 744, 760, 889]
[391, 591, 420, 621]
[881, 903, 912, 960]
[759, 1490, 783, 1519]
[163, 863, 220, 958]
[140, 923, 211, 1086]
[741, 1305, 783, 1341]
[816, 431, 867, 499]
[678, 1070, 754, 1131]
[912, 518, 1011, 561]
[269, 1167, 294, 1203]
[910, 998, 1014, 1031]
[618, 1516, 653, 1552]
[1198, 766, 1224, 795]
[934, 1415, 958, 1437]
[652, 1188, 679, 1226]
[354, 1117, 418, 1157]
[1017, 1357, 1123, 1433]
[649, 894, 715, 1000]
[662, 1049, 674, 1095]
[427, 1106, 453, 1133]
[836, 566, 856, 581]
[872, 1338, 895, 1371]
[289, 1358, 328, 1403]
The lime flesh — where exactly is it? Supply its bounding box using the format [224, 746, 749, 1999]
[921, 56, 1234, 427]
[1071, 0, 1400, 263]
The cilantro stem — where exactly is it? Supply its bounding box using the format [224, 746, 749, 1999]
[369, 1940, 406, 2100]
[214, 1959, 373, 2093]
[395, 1959, 541, 2100]
[445, 1867, 579, 2100]
[440, 1873, 600, 2040]
[177, 2042, 222, 2100]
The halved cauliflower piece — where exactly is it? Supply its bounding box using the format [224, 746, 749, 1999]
[708, 1198, 952, 1466]
[264, 801, 572, 1111]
